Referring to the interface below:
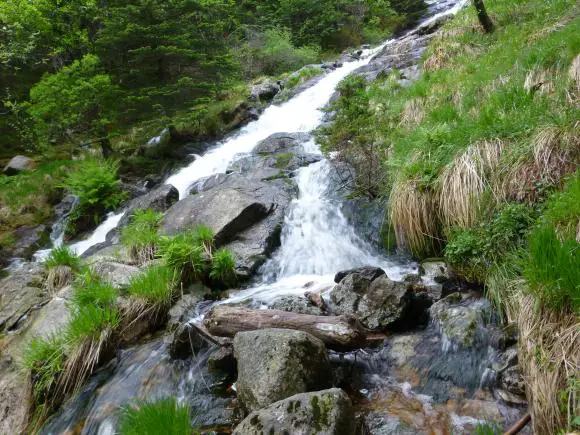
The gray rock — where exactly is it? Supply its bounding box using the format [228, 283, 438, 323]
[162, 170, 296, 279]
[234, 328, 332, 411]
[118, 184, 179, 228]
[0, 262, 47, 332]
[269, 295, 323, 316]
[3, 155, 33, 175]
[250, 80, 280, 101]
[429, 293, 492, 350]
[90, 260, 141, 289]
[10, 225, 50, 260]
[233, 388, 355, 435]
[334, 266, 385, 284]
[208, 346, 236, 374]
[168, 292, 206, 330]
[420, 260, 451, 284]
[169, 322, 207, 359]
[500, 365, 525, 396]
[330, 272, 412, 330]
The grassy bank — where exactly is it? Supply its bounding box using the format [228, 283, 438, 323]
[320, 0, 579, 432]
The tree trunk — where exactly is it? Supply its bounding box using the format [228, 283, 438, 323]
[472, 0, 494, 33]
[203, 306, 368, 351]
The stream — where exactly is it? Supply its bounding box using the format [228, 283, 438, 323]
[37, 1, 529, 433]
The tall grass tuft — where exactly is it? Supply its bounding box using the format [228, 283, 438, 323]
[159, 232, 206, 282]
[72, 269, 118, 308]
[43, 246, 82, 293]
[192, 224, 215, 257]
[120, 209, 163, 265]
[21, 335, 65, 403]
[210, 248, 236, 287]
[119, 397, 194, 435]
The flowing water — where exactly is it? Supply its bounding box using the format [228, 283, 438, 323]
[35, 2, 529, 433]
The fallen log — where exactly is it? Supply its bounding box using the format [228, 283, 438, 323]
[204, 306, 367, 351]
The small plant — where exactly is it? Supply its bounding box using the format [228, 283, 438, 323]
[159, 233, 206, 282]
[209, 248, 236, 288]
[119, 397, 193, 435]
[66, 305, 120, 344]
[43, 246, 83, 293]
[126, 266, 177, 307]
[474, 421, 501, 435]
[21, 335, 65, 403]
[120, 209, 163, 264]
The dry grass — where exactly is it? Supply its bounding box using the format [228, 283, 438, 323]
[524, 68, 555, 95]
[438, 139, 503, 230]
[570, 54, 580, 93]
[423, 47, 448, 72]
[505, 290, 579, 434]
[129, 244, 157, 266]
[45, 266, 73, 294]
[400, 98, 425, 126]
[505, 127, 579, 202]
[390, 178, 440, 255]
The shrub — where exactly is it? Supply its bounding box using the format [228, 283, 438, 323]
[210, 248, 236, 287]
[63, 158, 126, 235]
[521, 224, 579, 313]
[119, 397, 193, 435]
[126, 266, 177, 306]
[158, 233, 206, 282]
[238, 29, 319, 78]
[21, 335, 65, 403]
[120, 209, 163, 264]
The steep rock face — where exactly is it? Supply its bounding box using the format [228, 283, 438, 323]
[233, 388, 355, 435]
[233, 328, 332, 411]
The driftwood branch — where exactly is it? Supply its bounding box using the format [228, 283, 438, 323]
[203, 306, 368, 351]
[503, 413, 531, 435]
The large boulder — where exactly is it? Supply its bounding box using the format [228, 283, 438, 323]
[161, 169, 296, 279]
[250, 80, 280, 101]
[3, 155, 33, 175]
[233, 388, 355, 435]
[89, 260, 141, 289]
[329, 268, 415, 330]
[233, 328, 332, 411]
[0, 262, 47, 332]
[269, 295, 323, 316]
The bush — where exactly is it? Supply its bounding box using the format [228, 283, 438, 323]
[521, 224, 579, 313]
[238, 29, 319, 78]
[63, 158, 126, 235]
[120, 209, 163, 264]
[119, 397, 193, 435]
[126, 266, 177, 306]
[210, 248, 236, 287]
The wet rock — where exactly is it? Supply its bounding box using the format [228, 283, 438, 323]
[169, 322, 207, 359]
[3, 155, 33, 175]
[10, 224, 51, 260]
[90, 260, 140, 289]
[495, 388, 527, 407]
[168, 292, 206, 330]
[118, 184, 179, 228]
[269, 295, 323, 316]
[208, 346, 236, 374]
[234, 328, 332, 411]
[254, 132, 311, 154]
[330, 270, 415, 330]
[364, 411, 417, 435]
[334, 266, 385, 284]
[429, 293, 492, 350]
[500, 365, 525, 396]
[0, 360, 31, 435]
[420, 260, 451, 284]
[250, 80, 281, 101]
[233, 388, 355, 435]
[0, 262, 47, 332]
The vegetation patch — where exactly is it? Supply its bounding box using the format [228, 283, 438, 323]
[119, 397, 195, 435]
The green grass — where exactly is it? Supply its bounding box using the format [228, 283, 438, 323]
[521, 224, 579, 313]
[119, 397, 194, 435]
[283, 66, 324, 89]
[159, 232, 206, 281]
[209, 248, 236, 287]
[120, 209, 163, 263]
[43, 246, 82, 272]
[21, 335, 65, 402]
[72, 269, 118, 308]
[126, 266, 176, 306]
[65, 305, 120, 344]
